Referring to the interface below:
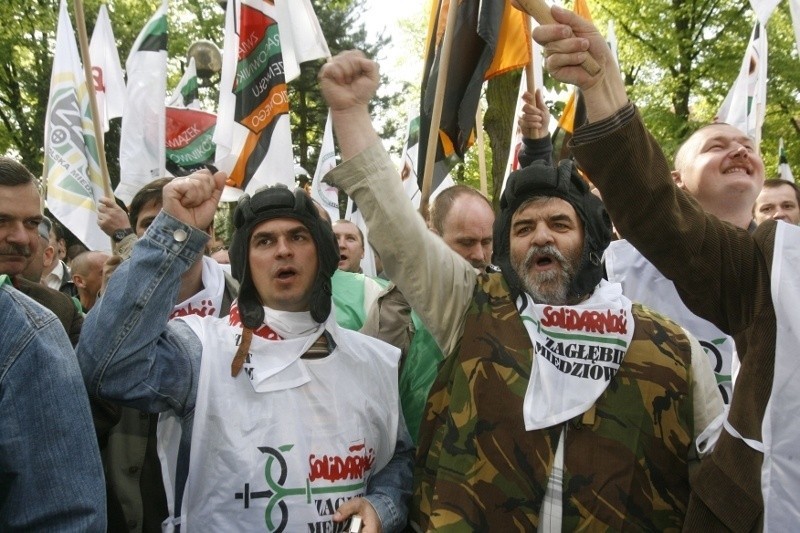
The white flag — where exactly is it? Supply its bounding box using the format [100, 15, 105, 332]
[89, 4, 125, 132]
[116, 0, 168, 205]
[779, 138, 795, 182]
[275, 0, 331, 82]
[715, 21, 768, 147]
[748, 0, 781, 26]
[311, 110, 341, 223]
[44, 0, 110, 252]
[790, 0, 800, 56]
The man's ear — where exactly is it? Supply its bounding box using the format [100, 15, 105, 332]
[42, 245, 56, 269]
[671, 170, 685, 189]
[72, 273, 86, 289]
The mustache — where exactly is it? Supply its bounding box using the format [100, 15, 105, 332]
[523, 244, 569, 271]
[0, 244, 32, 258]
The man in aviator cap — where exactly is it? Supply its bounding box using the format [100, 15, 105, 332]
[78, 172, 413, 532]
[319, 50, 723, 530]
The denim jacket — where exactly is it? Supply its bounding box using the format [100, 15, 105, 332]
[77, 212, 413, 532]
[0, 278, 106, 531]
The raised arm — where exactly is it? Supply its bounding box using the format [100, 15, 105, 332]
[319, 51, 476, 355]
[78, 171, 227, 415]
[531, 5, 765, 334]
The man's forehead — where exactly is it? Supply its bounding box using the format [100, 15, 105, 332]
[333, 220, 358, 233]
[443, 195, 495, 230]
[0, 182, 41, 215]
[512, 196, 578, 222]
[758, 184, 797, 203]
[691, 124, 754, 147]
[252, 217, 308, 234]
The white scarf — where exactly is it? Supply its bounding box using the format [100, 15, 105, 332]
[241, 307, 326, 393]
[519, 280, 634, 430]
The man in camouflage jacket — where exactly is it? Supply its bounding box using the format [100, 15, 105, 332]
[320, 50, 723, 531]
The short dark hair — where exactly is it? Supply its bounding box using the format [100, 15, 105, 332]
[128, 178, 172, 228]
[761, 179, 800, 205]
[0, 157, 37, 188]
[428, 185, 493, 234]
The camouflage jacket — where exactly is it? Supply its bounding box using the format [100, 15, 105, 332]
[412, 274, 697, 532]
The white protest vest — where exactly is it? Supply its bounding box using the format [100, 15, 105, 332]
[158, 257, 229, 525]
[175, 315, 400, 532]
[762, 222, 800, 530]
[605, 239, 739, 403]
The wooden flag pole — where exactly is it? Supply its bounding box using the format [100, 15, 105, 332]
[520, 14, 541, 139]
[475, 102, 488, 196]
[420, 0, 459, 219]
[513, 0, 601, 75]
[72, 0, 114, 198]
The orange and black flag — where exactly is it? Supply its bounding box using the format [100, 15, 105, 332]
[418, 0, 530, 194]
[550, 0, 592, 163]
[214, 0, 295, 197]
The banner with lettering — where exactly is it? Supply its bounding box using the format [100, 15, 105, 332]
[214, 0, 329, 201]
[518, 280, 634, 430]
[44, 0, 110, 252]
[165, 107, 217, 176]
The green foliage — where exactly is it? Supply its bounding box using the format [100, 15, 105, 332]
[586, 0, 799, 178]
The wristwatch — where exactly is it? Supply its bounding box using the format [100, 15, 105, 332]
[112, 227, 135, 243]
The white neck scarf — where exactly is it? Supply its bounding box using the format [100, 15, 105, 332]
[242, 306, 325, 393]
[518, 280, 634, 430]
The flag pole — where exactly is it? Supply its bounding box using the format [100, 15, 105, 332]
[420, 0, 459, 219]
[475, 102, 488, 196]
[520, 15, 541, 139]
[72, 0, 113, 198]
[513, 0, 600, 75]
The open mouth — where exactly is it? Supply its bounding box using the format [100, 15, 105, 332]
[275, 267, 297, 280]
[530, 254, 556, 270]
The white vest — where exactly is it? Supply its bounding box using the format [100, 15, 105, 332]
[605, 240, 739, 403]
[167, 315, 400, 532]
[762, 222, 800, 530]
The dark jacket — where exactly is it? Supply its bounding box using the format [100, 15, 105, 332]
[574, 106, 776, 532]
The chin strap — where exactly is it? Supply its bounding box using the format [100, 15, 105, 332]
[231, 326, 253, 377]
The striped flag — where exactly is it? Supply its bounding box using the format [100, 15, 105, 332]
[779, 138, 795, 183]
[418, 0, 530, 194]
[166, 57, 201, 109]
[214, 0, 329, 202]
[715, 20, 768, 147]
[44, 0, 110, 252]
[116, 0, 168, 204]
[89, 4, 125, 132]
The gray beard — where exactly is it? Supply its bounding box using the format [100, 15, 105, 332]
[512, 244, 575, 306]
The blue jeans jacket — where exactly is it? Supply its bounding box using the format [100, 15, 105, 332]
[0, 279, 106, 531]
[77, 212, 413, 532]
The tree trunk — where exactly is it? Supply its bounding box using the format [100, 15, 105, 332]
[484, 69, 521, 211]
